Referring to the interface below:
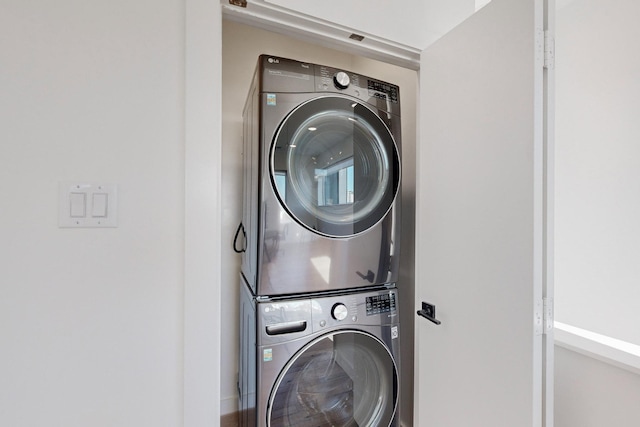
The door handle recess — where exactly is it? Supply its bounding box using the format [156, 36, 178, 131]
[417, 302, 441, 325]
[266, 321, 307, 336]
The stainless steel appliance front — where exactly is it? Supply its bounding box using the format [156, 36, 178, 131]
[241, 55, 402, 296]
[239, 282, 401, 427]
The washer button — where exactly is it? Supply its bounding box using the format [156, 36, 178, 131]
[319, 320, 326, 328]
[332, 303, 348, 321]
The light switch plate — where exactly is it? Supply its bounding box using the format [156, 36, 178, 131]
[58, 182, 118, 228]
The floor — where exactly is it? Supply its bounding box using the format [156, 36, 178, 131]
[220, 411, 239, 427]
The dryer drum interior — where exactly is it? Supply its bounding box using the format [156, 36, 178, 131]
[271, 96, 400, 238]
[267, 330, 398, 427]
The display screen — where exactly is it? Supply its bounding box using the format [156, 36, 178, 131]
[365, 293, 396, 316]
[367, 80, 399, 103]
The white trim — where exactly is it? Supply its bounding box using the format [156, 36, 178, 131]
[184, 0, 222, 426]
[542, 2, 556, 426]
[221, 1, 420, 70]
[555, 322, 640, 376]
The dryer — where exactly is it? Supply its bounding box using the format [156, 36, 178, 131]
[239, 282, 401, 427]
[240, 55, 402, 296]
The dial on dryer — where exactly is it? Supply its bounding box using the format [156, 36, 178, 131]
[333, 71, 350, 89]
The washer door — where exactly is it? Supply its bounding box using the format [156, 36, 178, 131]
[271, 96, 400, 237]
[267, 330, 398, 427]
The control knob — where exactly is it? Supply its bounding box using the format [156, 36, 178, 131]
[333, 71, 350, 89]
[331, 303, 348, 321]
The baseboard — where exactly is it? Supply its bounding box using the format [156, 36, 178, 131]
[221, 411, 239, 427]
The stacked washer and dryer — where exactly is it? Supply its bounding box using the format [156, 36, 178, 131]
[238, 55, 403, 427]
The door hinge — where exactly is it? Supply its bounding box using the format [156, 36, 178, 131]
[543, 297, 554, 334]
[544, 30, 555, 70]
[535, 297, 554, 336]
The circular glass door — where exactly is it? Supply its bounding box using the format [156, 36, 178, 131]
[267, 331, 398, 427]
[271, 96, 400, 237]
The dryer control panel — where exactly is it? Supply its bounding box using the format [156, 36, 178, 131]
[257, 54, 401, 116]
[315, 64, 401, 116]
[365, 293, 397, 316]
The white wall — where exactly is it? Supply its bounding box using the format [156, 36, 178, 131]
[555, 0, 640, 345]
[555, 346, 640, 426]
[554, 1, 640, 425]
[220, 19, 417, 423]
[0, 1, 185, 425]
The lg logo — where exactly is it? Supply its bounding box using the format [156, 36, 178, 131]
[267, 57, 280, 64]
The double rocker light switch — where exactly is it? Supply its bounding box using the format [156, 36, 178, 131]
[59, 182, 118, 228]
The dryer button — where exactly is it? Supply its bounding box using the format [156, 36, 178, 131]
[334, 71, 350, 89]
[319, 320, 326, 328]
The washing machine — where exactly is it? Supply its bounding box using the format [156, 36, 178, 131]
[239, 55, 402, 297]
[239, 281, 401, 427]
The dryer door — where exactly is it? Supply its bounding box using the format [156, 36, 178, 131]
[271, 96, 400, 237]
[267, 330, 398, 427]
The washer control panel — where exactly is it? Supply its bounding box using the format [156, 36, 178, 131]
[259, 288, 399, 337]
